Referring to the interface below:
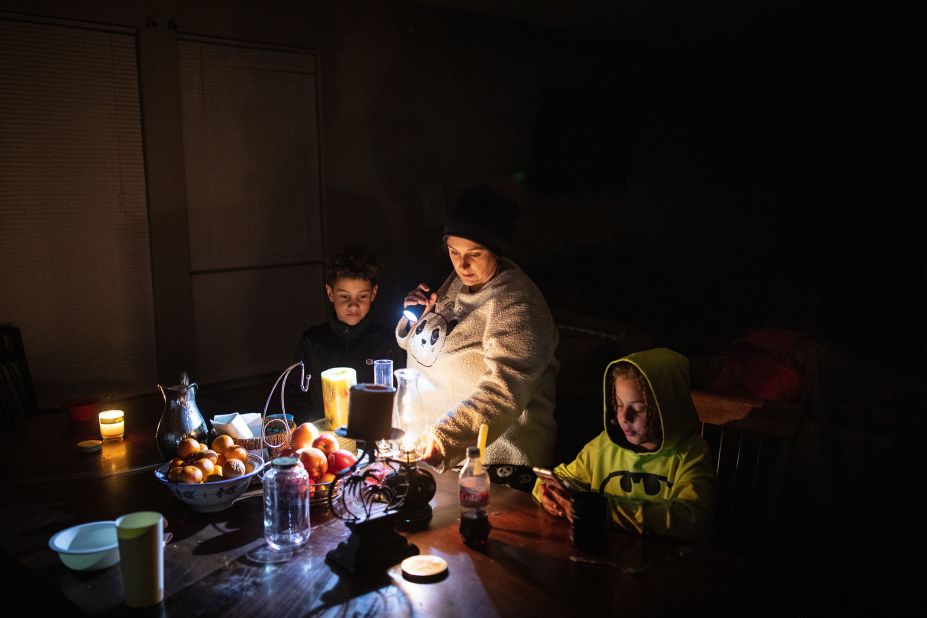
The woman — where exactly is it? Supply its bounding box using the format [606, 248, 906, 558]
[396, 184, 559, 491]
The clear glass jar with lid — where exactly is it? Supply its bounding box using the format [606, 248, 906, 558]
[263, 456, 311, 551]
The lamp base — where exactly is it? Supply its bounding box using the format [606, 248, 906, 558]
[325, 512, 419, 574]
[392, 465, 436, 529]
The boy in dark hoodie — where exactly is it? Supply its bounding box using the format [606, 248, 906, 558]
[534, 348, 714, 545]
[290, 246, 403, 422]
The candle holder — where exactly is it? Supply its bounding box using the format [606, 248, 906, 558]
[325, 378, 436, 574]
[99, 409, 125, 440]
[325, 440, 436, 573]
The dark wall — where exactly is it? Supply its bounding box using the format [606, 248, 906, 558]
[1, 0, 921, 376]
[513, 4, 923, 369]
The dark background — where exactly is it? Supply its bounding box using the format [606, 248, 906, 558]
[1, 1, 923, 611]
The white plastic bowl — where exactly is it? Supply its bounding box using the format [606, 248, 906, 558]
[154, 453, 264, 513]
[48, 520, 120, 571]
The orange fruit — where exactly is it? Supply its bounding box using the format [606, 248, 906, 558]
[212, 435, 235, 454]
[168, 466, 184, 482]
[177, 438, 200, 459]
[224, 445, 248, 463]
[204, 474, 223, 483]
[202, 449, 219, 463]
[180, 465, 204, 484]
[192, 458, 215, 476]
[223, 459, 246, 478]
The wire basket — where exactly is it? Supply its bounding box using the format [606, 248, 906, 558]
[235, 362, 310, 461]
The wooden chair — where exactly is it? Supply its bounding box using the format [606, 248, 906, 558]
[1, 323, 39, 421]
[691, 390, 804, 557]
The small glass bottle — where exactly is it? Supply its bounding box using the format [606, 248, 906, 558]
[263, 456, 311, 552]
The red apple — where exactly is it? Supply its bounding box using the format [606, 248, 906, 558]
[311, 433, 340, 457]
[327, 449, 358, 475]
[297, 446, 328, 481]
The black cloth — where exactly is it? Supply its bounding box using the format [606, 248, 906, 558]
[487, 464, 536, 493]
[288, 313, 404, 423]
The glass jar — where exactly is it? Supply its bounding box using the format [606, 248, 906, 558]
[263, 457, 311, 551]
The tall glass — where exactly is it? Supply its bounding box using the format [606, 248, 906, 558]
[374, 359, 395, 455]
[374, 359, 394, 388]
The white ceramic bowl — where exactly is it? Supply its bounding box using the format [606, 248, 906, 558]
[154, 454, 265, 513]
[48, 520, 120, 571]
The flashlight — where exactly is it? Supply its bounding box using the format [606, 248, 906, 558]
[403, 304, 424, 323]
[403, 283, 433, 323]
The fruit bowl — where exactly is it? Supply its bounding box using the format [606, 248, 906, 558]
[309, 476, 343, 508]
[155, 454, 265, 513]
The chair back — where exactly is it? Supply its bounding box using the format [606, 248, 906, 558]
[692, 390, 803, 557]
[1, 324, 39, 421]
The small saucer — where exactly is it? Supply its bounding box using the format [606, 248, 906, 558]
[401, 554, 448, 583]
[77, 440, 102, 453]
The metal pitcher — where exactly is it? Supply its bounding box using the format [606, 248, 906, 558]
[156, 371, 210, 460]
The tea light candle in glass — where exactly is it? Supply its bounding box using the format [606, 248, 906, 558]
[99, 409, 125, 440]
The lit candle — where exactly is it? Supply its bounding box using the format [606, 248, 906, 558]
[99, 409, 125, 440]
[320, 367, 356, 431]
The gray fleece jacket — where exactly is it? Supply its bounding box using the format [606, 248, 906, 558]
[396, 258, 559, 470]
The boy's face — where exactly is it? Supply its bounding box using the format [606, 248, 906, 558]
[613, 375, 660, 451]
[326, 277, 378, 326]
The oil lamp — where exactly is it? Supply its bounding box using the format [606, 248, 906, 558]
[326, 375, 436, 573]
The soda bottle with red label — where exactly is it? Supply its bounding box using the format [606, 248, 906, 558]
[458, 446, 491, 548]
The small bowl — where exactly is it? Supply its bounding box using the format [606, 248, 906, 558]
[49, 521, 120, 571]
[154, 454, 265, 513]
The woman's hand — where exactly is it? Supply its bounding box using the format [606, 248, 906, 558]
[420, 432, 445, 468]
[538, 482, 574, 522]
[403, 283, 437, 314]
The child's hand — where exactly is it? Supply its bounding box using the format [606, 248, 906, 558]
[538, 481, 573, 521]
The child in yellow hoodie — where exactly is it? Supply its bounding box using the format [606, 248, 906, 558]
[535, 348, 714, 545]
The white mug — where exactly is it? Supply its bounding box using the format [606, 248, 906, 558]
[115, 511, 166, 608]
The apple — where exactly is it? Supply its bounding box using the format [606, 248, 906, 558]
[297, 446, 328, 481]
[311, 433, 340, 457]
[291, 422, 321, 450]
[327, 449, 358, 475]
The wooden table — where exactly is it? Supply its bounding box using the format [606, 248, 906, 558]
[0, 394, 785, 616]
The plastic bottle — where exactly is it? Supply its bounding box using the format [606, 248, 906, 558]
[263, 456, 311, 551]
[458, 446, 491, 548]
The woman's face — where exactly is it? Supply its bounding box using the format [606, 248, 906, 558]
[326, 277, 377, 326]
[446, 235, 498, 290]
[613, 375, 660, 451]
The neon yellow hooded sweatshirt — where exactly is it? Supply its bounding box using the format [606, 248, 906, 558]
[534, 348, 714, 545]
